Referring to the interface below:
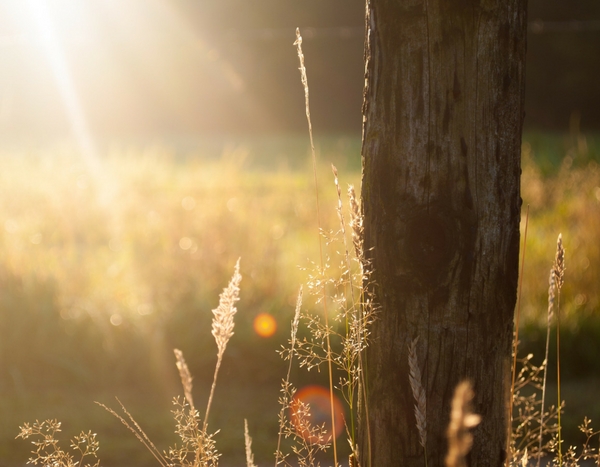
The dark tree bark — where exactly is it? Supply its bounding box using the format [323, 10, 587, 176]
[359, 1, 527, 466]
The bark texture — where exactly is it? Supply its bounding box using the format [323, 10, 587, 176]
[360, 1, 527, 466]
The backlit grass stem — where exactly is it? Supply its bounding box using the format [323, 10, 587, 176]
[294, 27, 338, 467]
[553, 235, 565, 467]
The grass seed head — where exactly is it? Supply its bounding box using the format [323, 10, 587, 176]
[212, 258, 242, 357]
[446, 381, 481, 467]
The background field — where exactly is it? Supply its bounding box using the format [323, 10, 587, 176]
[1, 131, 599, 467]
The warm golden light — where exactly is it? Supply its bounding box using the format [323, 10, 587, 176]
[253, 313, 277, 338]
[291, 385, 344, 443]
[0, 0, 267, 143]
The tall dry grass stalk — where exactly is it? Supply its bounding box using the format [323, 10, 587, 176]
[332, 164, 364, 455]
[445, 381, 481, 467]
[552, 234, 565, 466]
[205, 258, 242, 427]
[537, 265, 556, 466]
[244, 419, 258, 467]
[289, 170, 376, 467]
[408, 337, 427, 461]
[275, 287, 302, 467]
[96, 260, 242, 467]
[509, 205, 530, 467]
[348, 183, 372, 467]
[174, 348, 195, 411]
[96, 398, 170, 467]
[294, 27, 338, 467]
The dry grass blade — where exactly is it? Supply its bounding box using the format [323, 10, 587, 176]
[95, 400, 169, 467]
[275, 287, 302, 467]
[294, 26, 338, 467]
[291, 286, 303, 349]
[537, 267, 556, 467]
[174, 348, 194, 411]
[348, 185, 364, 270]
[552, 234, 565, 467]
[445, 381, 481, 467]
[408, 337, 427, 450]
[521, 448, 529, 467]
[206, 257, 242, 427]
[509, 204, 529, 467]
[244, 419, 258, 467]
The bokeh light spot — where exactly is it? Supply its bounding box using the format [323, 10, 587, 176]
[253, 313, 277, 338]
[271, 224, 285, 240]
[179, 237, 193, 250]
[227, 197, 239, 212]
[291, 385, 344, 443]
[110, 313, 123, 326]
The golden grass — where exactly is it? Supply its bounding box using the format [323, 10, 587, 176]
[445, 381, 481, 467]
[9, 133, 600, 467]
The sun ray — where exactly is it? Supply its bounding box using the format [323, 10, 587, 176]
[26, 0, 116, 204]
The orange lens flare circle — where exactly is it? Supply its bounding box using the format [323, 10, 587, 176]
[253, 313, 277, 337]
[290, 385, 345, 444]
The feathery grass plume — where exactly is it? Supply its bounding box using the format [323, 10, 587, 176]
[174, 348, 195, 411]
[244, 419, 258, 467]
[206, 257, 242, 426]
[552, 234, 565, 290]
[348, 185, 364, 272]
[445, 381, 481, 467]
[552, 234, 565, 467]
[97, 259, 242, 467]
[16, 420, 100, 467]
[290, 168, 377, 467]
[332, 163, 362, 452]
[521, 448, 528, 467]
[348, 182, 374, 467]
[408, 337, 427, 453]
[294, 27, 338, 467]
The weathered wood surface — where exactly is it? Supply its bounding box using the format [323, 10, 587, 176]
[360, 0, 527, 466]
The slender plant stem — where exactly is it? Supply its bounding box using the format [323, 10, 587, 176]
[508, 204, 529, 466]
[295, 28, 338, 466]
[538, 273, 553, 467]
[204, 356, 222, 430]
[274, 288, 302, 467]
[556, 290, 562, 467]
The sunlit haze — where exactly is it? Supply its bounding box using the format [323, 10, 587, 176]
[0, 0, 269, 143]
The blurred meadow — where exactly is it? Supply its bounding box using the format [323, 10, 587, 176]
[1, 133, 600, 466]
[1, 1, 600, 466]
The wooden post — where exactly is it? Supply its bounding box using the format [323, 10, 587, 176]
[360, 1, 527, 466]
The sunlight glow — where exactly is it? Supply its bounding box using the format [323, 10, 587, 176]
[253, 313, 277, 338]
[291, 385, 344, 443]
[27, 0, 104, 177]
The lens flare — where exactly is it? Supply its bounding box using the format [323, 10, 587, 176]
[253, 313, 277, 338]
[291, 385, 344, 443]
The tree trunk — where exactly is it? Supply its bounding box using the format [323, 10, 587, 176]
[360, 1, 527, 466]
